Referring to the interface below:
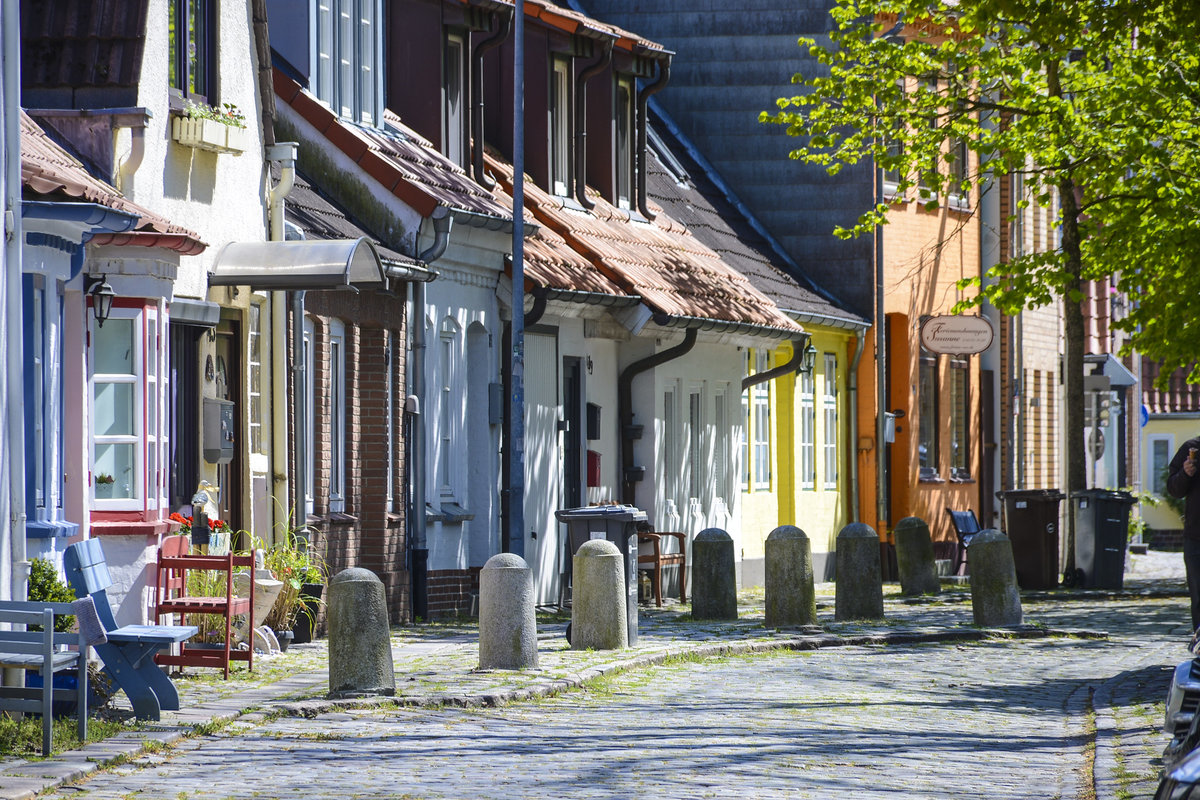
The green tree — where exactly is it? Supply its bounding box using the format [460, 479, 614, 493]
[762, 0, 1200, 574]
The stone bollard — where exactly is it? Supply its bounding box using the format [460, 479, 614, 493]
[327, 567, 395, 699]
[764, 526, 817, 629]
[478, 553, 539, 670]
[571, 539, 628, 650]
[969, 529, 1023, 627]
[894, 516, 941, 596]
[835, 523, 885, 621]
[692, 528, 738, 621]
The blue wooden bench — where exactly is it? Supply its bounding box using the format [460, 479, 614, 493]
[63, 539, 198, 721]
[0, 600, 89, 755]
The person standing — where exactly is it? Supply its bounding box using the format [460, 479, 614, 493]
[1167, 437, 1200, 631]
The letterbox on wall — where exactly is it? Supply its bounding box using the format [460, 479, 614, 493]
[203, 397, 235, 464]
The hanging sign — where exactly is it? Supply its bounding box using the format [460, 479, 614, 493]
[919, 315, 994, 355]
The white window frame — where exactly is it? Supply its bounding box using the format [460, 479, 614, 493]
[438, 318, 461, 500]
[443, 32, 468, 167]
[750, 349, 771, 491]
[248, 301, 265, 456]
[663, 385, 678, 500]
[550, 58, 572, 197]
[800, 365, 816, 491]
[614, 75, 634, 210]
[146, 307, 167, 511]
[303, 316, 316, 516]
[32, 281, 45, 508]
[314, 0, 382, 125]
[1148, 434, 1175, 497]
[822, 353, 838, 491]
[90, 307, 145, 511]
[328, 320, 347, 514]
[713, 385, 730, 507]
[687, 384, 704, 500]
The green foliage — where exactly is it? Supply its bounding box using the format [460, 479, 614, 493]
[182, 99, 247, 129]
[261, 527, 328, 632]
[27, 557, 76, 632]
[761, 0, 1200, 380]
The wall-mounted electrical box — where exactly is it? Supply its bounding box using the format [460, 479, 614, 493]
[203, 397, 235, 464]
[489, 382, 503, 425]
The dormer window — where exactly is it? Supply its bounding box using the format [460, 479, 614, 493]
[315, 0, 382, 126]
[443, 32, 468, 167]
[549, 58, 572, 196]
[614, 75, 634, 209]
[169, 0, 215, 103]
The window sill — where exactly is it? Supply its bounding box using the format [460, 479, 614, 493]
[918, 471, 945, 484]
[328, 512, 358, 525]
[949, 472, 975, 484]
[947, 194, 971, 213]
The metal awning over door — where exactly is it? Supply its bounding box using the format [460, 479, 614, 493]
[207, 238, 385, 290]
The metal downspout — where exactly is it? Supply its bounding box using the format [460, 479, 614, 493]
[410, 208, 451, 622]
[267, 143, 298, 545]
[471, 10, 512, 189]
[741, 334, 810, 391]
[848, 329, 866, 523]
[636, 56, 671, 221]
[292, 289, 308, 530]
[4, 0, 26, 606]
[574, 40, 613, 211]
[618, 328, 697, 506]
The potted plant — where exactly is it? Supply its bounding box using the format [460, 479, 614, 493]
[95, 472, 115, 499]
[171, 100, 248, 155]
[263, 528, 327, 646]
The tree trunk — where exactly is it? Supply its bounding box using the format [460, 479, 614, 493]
[1059, 173, 1086, 578]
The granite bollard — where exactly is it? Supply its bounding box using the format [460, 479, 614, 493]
[327, 567, 395, 698]
[692, 528, 738, 621]
[764, 526, 817, 628]
[969, 529, 1023, 627]
[571, 539, 628, 650]
[894, 516, 941, 596]
[478, 553, 539, 670]
[835, 523, 885, 621]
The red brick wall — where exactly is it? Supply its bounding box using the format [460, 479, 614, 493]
[426, 568, 480, 618]
[289, 290, 412, 624]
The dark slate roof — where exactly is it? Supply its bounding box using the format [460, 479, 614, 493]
[21, 0, 148, 91]
[646, 113, 867, 328]
[283, 167, 418, 267]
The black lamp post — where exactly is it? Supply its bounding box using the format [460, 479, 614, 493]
[84, 274, 115, 327]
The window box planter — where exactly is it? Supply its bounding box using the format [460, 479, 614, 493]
[171, 116, 246, 156]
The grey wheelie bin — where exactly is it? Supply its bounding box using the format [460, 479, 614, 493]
[555, 505, 647, 645]
[1071, 489, 1137, 590]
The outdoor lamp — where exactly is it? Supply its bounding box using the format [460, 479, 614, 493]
[801, 343, 818, 374]
[84, 274, 116, 328]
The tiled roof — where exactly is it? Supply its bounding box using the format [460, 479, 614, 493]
[449, 0, 669, 55]
[491, 154, 800, 333]
[645, 121, 866, 327]
[21, 0, 148, 91]
[284, 167, 418, 267]
[21, 111, 205, 252]
[274, 69, 512, 223]
[485, 154, 629, 297]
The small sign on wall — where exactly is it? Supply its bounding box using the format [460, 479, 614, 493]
[919, 315, 995, 355]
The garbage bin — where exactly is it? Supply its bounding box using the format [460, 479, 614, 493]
[997, 489, 1066, 590]
[1071, 489, 1137, 590]
[555, 505, 647, 645]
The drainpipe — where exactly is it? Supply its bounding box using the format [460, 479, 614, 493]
[848, 329, 866, 522]
[267, 143, 298, 545]
[618, 327, 697, 506]
[410, 208, 451, 623]
[292, 289, 308, 531]
[115, 123, 146, 194]
[636, 55, 671, 221]
[471, 9, 512, 189]
[574, 40, 613, 211]
[4, 0, 27, 607]
[740, 334, 810, 391]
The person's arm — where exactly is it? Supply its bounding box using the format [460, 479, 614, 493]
[1167, 442, 1197, 498]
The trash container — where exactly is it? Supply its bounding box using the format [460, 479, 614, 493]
[555, 505, 647, 645]
[1071, 489, 1137, 590]
[997, 489, 1065, 590]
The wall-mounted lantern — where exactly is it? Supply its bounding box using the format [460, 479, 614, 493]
[84, 274, 116, 328]
[800, 343, 818, 374]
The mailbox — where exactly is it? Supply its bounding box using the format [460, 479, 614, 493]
[203, 397, 235, 464]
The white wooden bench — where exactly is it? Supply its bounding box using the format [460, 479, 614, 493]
[0, 599, 89, 756]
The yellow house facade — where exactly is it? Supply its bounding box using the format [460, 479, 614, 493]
[741, 326, 861, 585]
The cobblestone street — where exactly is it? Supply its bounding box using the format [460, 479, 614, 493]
[21, 576, 1192, 800]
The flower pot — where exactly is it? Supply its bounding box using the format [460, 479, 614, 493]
[171, 116, 246, 155]
[292, 583, 324, 644]
[275, 629, 294, 653]
[95, 482, 115, 499]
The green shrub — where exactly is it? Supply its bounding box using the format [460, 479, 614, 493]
[27, 557, 76, 632]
